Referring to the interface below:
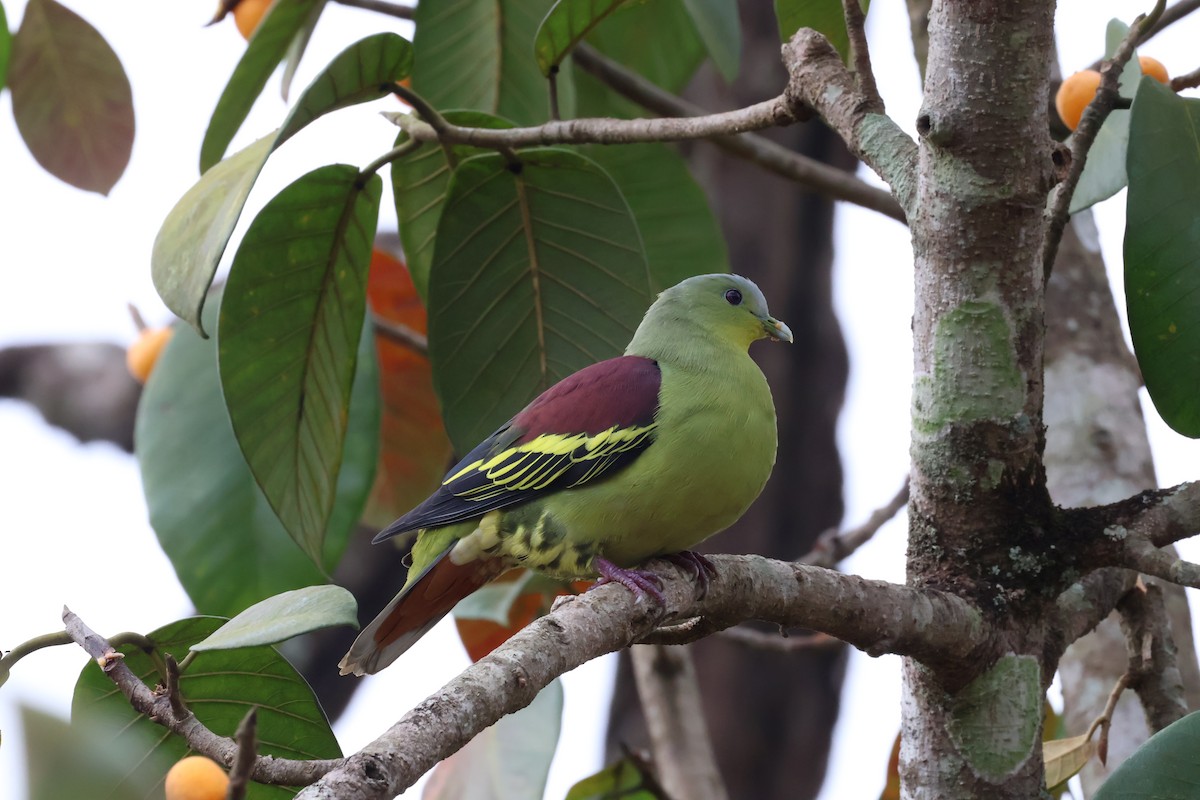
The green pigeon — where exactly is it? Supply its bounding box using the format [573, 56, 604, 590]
[340, 273, 791, 675]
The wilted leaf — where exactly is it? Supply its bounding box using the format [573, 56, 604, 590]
[191, 585, 358, 651]
[1044, 733, 1096, 790]
[363, 248, 454, 526]
[155, 32, 413, 334]
[136, 289, 378, 617]
[1125, 79, 1200, 437]
[681, 0, 740, 81]
[8, 0, 133, 194]
[428, 148, 651, 451]
[390, 111, 516, 300]
[423, 680, 563, 800]
[73, 617, 341, 800]
[1093, 710, 1200, 798]
[219, 166, 382, 565]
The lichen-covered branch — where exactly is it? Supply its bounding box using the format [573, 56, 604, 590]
[297, 556, 985, 798]
[781, 28, 918, 214]
[1117, 582, 1190, 731]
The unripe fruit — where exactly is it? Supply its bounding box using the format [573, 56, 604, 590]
[1055, 69, 1102, 131]
[126, 326, 174, 384]
[234, 0, 272, 40]
[1139, 55, 1169, 84]
[164, 756, 229, 800]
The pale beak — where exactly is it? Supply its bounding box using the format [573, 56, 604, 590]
[764, 316, 793, 343]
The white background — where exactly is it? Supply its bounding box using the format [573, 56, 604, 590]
[1, 1, 1198, 797]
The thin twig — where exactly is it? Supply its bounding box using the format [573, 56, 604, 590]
[801, 479, 909, 569]
[1171, 65, 1200, 91]
[1042, 0, 1167, 283]
[1, 630, 154, 688]
[1084, 671, 1132, 765]
[331, 0, 413, 19]
[841, 0, 883, 110]
[227, 708, 259, 800]
[572, 44, 906, 223]
[164, 653, 189, 719]
[62, 607, 337, 786]
[371, 313, 428, 355]
[358, 137, 422, 180]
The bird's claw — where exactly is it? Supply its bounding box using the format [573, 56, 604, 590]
[662, 551, 718, 598]
[594, 557, 666, 605]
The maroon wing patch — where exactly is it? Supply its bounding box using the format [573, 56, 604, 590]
[511, 355, 661, 441]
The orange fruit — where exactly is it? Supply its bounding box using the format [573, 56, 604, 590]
[126, 326, 174, 384]
[164, 756, 229, 800]
[234, 0, 272, 40]
[1055, 70, 1102, 131]
[1139, 55, 1169, 84]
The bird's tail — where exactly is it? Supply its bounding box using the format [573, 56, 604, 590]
[339, 544, 504, 676]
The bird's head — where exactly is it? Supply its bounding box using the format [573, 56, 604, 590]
[638, 273, 793, 352]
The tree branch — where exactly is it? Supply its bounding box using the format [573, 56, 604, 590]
[781, 28, 918, 216]
[297, 555, 984, 798]
[1041, 0, 1167, 282]
[801, 479, 909, 569]
[62, 607, 338, 787]
[841, 0, 883, 110]
[631, 645, 727, 800]
[1171, 64, 1200, 91]
[370, 313, 427, 355]
[1118, 581, 1190, 731]
[1051, 569, 1139, 652]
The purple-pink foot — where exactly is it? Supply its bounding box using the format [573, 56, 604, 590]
[594, 557, 666, 605]
[662, 551, 718, 597]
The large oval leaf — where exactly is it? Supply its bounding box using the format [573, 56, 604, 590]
[585, 0, 706, 93]
[363, 247, 454, 526]
[391, 110, 516, 300]
[8, 0, 132, 194]
[72, 617, 341, 800]
[1124, 78, 1200, 437]
[156, 32, 413, 334]
[219, 165, 382, 565]
[191, 585, 358, 651]
[1094, 711, 1200, 798]
[136, 290, 378, 617]
[413, 0, 563, 125]
[429, 148, 651, 451]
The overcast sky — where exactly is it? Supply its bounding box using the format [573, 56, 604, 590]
[2, 1, 1198, 798]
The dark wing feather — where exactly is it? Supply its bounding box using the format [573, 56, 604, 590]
[373, 356, 660, 542]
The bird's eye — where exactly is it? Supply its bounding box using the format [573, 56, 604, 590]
[724, 289, 743, 306]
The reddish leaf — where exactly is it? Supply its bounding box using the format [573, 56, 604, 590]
[455, 570, 592, 662]
[9, 0, 133, 194]
[364, 248, 454, 528]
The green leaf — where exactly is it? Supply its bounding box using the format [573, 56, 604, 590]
[155, 32, 413, 335]
[534, 0, 628, 78]
[219, 165, 381, 566]
[586, 0, 705, 93]
[192, 585, 358, 651]
[391, 110, 516, 300]
[1069, 19, 1146, 214]
[424, 680, 563, 800]
[22, 704, 171, 800]
[566, 756, 666, 799]
[1094, 711, 1200, 798]
[72, 617, 341, 800]
[774, 0, 868, 61]
[453, 571, 536, 624]
[413, 0, 563, 125]
[281, 0, 327, 101]
[8, 0, 132, 194]
[429, 148, 652, 451]
[0, 2, 11, 93]
[583, 143, 727, 291]
[201, 0, 323, 172]
[1124, 78, 1200, 437]
[682, 0, 740, 82]
[136, 290, 379, 617]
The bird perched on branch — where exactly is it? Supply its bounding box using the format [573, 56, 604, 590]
[340, 273, 792, 676]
